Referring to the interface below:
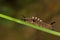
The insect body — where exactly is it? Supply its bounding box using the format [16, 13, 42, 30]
[22, 16, 55, 30]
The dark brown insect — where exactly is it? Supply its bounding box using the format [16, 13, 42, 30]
[22, 16, 55, 30]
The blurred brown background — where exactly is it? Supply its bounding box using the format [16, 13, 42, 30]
[0, 0, 60, 40]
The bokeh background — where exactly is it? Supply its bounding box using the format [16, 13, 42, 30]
[0, 0, 60, 40]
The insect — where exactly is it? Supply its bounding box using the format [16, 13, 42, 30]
[22, 16, 55, 30]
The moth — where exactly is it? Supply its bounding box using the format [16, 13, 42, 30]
[22, 16, 55, 30]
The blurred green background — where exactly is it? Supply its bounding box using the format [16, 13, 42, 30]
[0, 0, 60, 40]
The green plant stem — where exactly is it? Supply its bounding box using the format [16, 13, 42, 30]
[0, 14, 60, 36]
